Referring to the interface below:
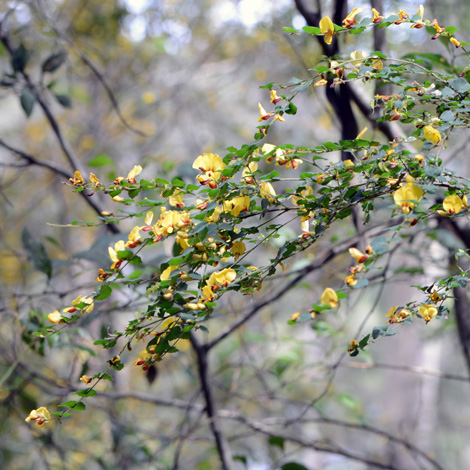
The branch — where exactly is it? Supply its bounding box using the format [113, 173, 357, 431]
[205, 220, 399, 351]
[0, 139, 120, 233]
[190, 333, 235, 470]
[35, 0, 146, 137]
[342, 361, 470, 382]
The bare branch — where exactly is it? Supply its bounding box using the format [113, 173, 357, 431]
[190, 333, 235, 470]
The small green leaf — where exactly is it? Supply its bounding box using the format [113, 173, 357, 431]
[22, 227, 52, 278]
[268, 436, 284, 449]
[96, 285, 112, 300]
[282, 463, 309, 470]
[20, 88, 36, 117]
[11, 44, 29, 72]
[42, 51, 67, 73]
[54, 93, 72, 108]
[88, 154, 114, 167]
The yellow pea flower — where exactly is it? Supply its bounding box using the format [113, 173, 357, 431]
[132, 350, 153, 370]
[321, 288, 339, 308]
[89, 172, 101, 187]
[48, 310, 63, 324]
[126, 226, 142, 248]
[127, 165, 142, 184]
[25, 407, 50, 427]
[350, 50, 367, 66]
[69, 170, 85, 185]
[168, 190, 185, 208]
[193, 153, 225, 188]
[206, 268, 236, 290]
[223, 196, 250, 217]
[423, 125, 442, 145]
[257, 102, 271, 121]
[349, 247, 368, 263]
[418, 304, 438, 324]
[230, 241, 246, 260]
[259, 182, 276, 203]
[109, 240, 126, 270]
[450, 37, 461, 48]
[393, 183, 423, 214]
[160, 265, 179, 281]
[319, 16, 335, 45]
[442, 195, 463, 214]
[292, 186, 313, 206]
[270, 89, 281, 104]
[242, 161, 258, 184]
[343, 8, 362, 27]
[80, 375, 92, 384]
[371, 8, 382, 23]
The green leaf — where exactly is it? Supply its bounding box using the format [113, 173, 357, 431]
[20, 88, 36, 117]
[88, 154, 114, 167]
[372, 324, 388, 340]
[54, 93, 73, 108]
[281, 463, 309, 470]
[445, 26, 459, 34]
[302, 26, 321, 35]
[268, 436, 284, 450]
[75, 388, 97, 397]
[60, 401, 78, 408]
[22, 227, 52, 279]
[42, 51, 67, 73]
[450, 77, 470, 94]
[11, 44, 29, 72]
[96, 285, 112, 300]
[440, 110, 455, 122]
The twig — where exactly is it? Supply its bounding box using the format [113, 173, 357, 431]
[189, 333, 235, 470]
[0, 139, 120, 233]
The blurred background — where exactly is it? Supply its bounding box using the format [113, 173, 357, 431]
[1, 0, 470, 469]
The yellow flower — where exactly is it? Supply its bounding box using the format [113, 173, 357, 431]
[257, 102, 271, 121]
[270, 89, 281, 104]
[109, 240, 126, 270]
[430, 290, 443, 304]
[442, 195, 463, 214]
[96, 268, 109, 283]
[223, 196, 250, 217]
[423, 125, 442, 145]
[133, 350, 153, 370]
[292, 186, 313, 206]
[371, 8, 382, 23]
[356, 127, 368, 139]
[65, 295, 94, 314]
[290, 312, 300, 322]
[242, 161, 258, 184]
[450, 37, 461, 48]
[350, 50, 367, 66]
[127, 165, 142, 184]
[345, 274, 357, 286]
[230, 241, 246, 260]
[393, 183, 423, 214]
[205, 205, 223, 223]
[206, 268, 236, 290]
[153, 208, 191, 238]
[69, 170, 85, 185]
[48, 310, 63, 324]
[112, 195, 125, 203]
[168, 190, 185, 208]
[343, 8, 362, 27]
[80, 375, 92, 384]
[161, 265, 178, 281]
[314, 78, 328, 87]
[25, 407, 50, 427]
[411, 4, 425, 28]
[319, 16, 335, 45]
[386, 306, 411, 324]
[126, 226, 142, 248]
[321, 288, 339, 308]
[343, 159, 354, 167]
[349, 247, 368, 263]
[259, 182, 276, 203]
[418, 304, 438, 324]
[193, 153, 226, 188]
[89, 172, 101, 187]
[272, 113, 285, 122]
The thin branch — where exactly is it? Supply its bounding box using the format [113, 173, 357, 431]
[341, 361, 470, 382]
[35, 0, 146, 136]
[190, 333, 235, 470]
[0, 139, 120, 233]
